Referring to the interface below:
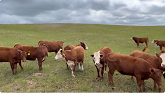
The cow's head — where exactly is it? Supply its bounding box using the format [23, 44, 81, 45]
[150, 68, 163, 86]
[17, 50, 27, 62]
[80, 42, 88, 50]
[90, 51, 103, 66]
[159, 51, 165, 68]
[151, 39, 158, 43]
[55, 49, 65, 60]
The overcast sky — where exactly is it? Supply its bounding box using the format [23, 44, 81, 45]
[0, 0, 165, 26]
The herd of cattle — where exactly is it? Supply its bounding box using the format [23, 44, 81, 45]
[0, 37, 165, 92]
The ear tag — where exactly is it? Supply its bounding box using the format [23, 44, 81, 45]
[163, 72, 165, 74]
[101, 57, 103, 59]
[28, 53, 30, 55]
[163, 71, 165, 79]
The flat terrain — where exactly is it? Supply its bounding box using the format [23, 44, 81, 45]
[0, 23, 165, 92]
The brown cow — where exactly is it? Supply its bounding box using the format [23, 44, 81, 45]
[64, 42, 88, 50]
[55, 46, 85, 77]
[130, 47, 164, 89]
[38, 40, 64, 53]
[132, 37, 149, 47]
[90, 47, 112, 80]
[152, 39, 165, 50]
[107, 53, 162, 92]
[0, 46, 27, 74]
[14, 44, 48, 70]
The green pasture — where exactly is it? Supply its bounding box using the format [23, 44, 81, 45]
[0, 23, 165, 92]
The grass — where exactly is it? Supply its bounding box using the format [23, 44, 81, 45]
[0, 23, 165, 92]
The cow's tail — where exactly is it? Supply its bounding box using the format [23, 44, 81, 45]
[142, 46, 149, 52]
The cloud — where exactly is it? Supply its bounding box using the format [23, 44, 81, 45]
[0, 0, 165, 25]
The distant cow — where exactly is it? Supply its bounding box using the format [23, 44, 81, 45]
[64, 42, 88, 50]
[130, 47, 164, 90]
[0, 47, 27, 74]
[107, 53, 162, 92]
[152, 39, 165, 50]
[55, 46, 85, 77]
[38, 40, 64, 53]
[14, 44, 48, 70]
[90, 47, 112, 80]
[132, 37, 149, 47]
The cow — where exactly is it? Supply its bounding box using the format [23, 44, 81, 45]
[0, 46, 27, 74]
[14, 44, 48, 70]
[90, 47, 112, 80]
[130, 47, 164, 89]
[64, 42, 88, 50]
[107, 53, 162, 92]
[38, 40, 64, 54]
[132, 37, 149, 47]
[151, 39, 165, 50]
[55, 46, 85, 77]
[159, 50, 165, 68]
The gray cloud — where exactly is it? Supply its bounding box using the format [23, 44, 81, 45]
[0, 0, 165, 25]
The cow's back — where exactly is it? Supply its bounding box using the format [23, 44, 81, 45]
[73, 46, 85, 62]
[64, 45, 75, 50]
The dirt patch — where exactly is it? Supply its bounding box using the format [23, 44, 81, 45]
[33, 73, 45, 78]
[26, 80, 40, 89]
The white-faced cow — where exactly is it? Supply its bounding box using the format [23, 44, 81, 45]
[64, 42, 88, 50]
[55, 46, 85, 77]
[152, 39, 165, 50]
[90, 47, 112, 80]
[0, 46, 27, 74]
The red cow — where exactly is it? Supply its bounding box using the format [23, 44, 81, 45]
[55, 46, 85, 77]
[0, 46, 27, 74]
[152, 39, 165, 50]
[90, 47, 112, 80]
[130, 47, 164, 90]
[14, 44, 48, 70]
[107, 53, 162, 92]
[132, 37, 149, 47]
[64, 42, 88, 50]
[38, 40, 64, 53]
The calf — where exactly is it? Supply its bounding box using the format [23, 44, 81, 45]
[132, 37, 148, 47]
[64, 42, 88, 50]
[14, 44, 48, 70]
[0, 47, 27, 74]
[152, 39, 165, 50]
[38, 40, 64, 53]
[90, 47, 112, 80]
[55, 46, 85, 77]
[107, 53, 162, 92]
[130, 48, 164, 89]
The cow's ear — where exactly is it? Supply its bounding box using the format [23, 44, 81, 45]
[155, 52, 160, 58]
[90, 54, 94, 57]
[150, 68, 155, 74]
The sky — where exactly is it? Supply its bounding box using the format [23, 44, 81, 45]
[0, 0, 165, 26]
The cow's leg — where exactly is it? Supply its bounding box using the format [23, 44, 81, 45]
[104, 63, 107, 73]
[160, 46, 162, 50]
[108, 70, 115, 85]
[14, 63, 17, 74]
[100, 66, 104, 80]
[72, 62, 77, 77]
[135, 76, 142, 92]
[19, 62, 23, 70]
[78, 62, 81, 70]
[157, 83, 161, 92]
[142, 80, 146, 91]
[38, 60, 43, 70]
[137, 43, 139, 48]
[81, 62, 84, 71]
[10, 63, 15, 75]
[66, 62, 69, 69]
[95, 65, 100, 79]
[146, 42, 148, 48]
[154, 81, 157, 89]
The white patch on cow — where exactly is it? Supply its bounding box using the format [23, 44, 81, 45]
[151, 40, 155, 43]
[96, 64, 103, 69]
[67, 60, 75, 77]
[92, 51, 101, 66]
[55, 49, 65, 60]
[78, 63, 84, 70]
[85, 43, 88, 50]
[160, 53, 165, 68]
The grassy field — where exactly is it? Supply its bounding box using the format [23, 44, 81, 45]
[0, 23, 165, 92]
